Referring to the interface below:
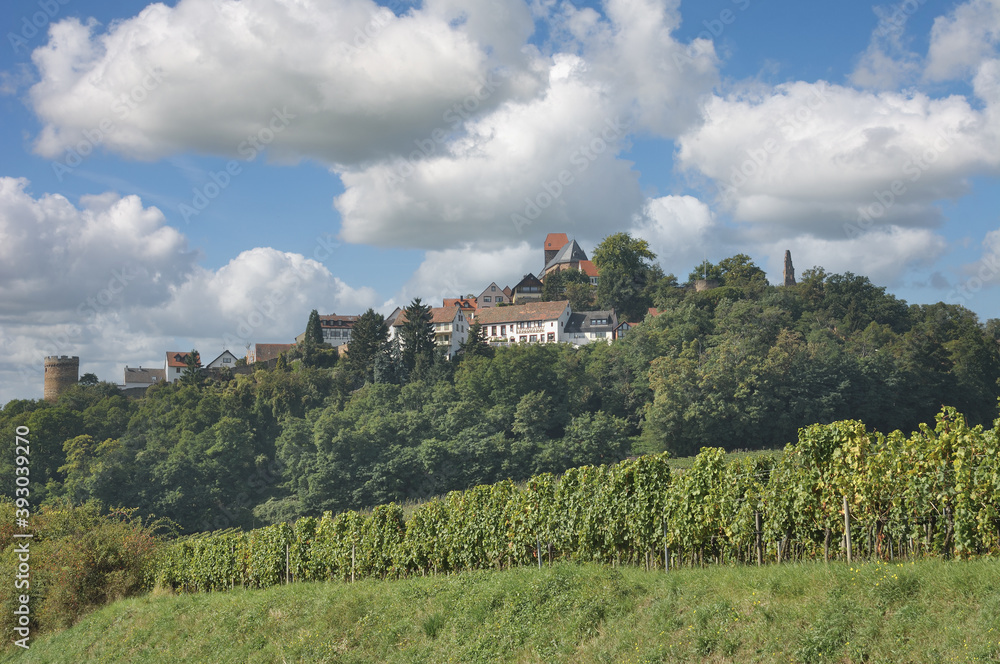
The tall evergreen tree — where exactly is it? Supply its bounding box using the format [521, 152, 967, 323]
[400, 298, 435, 374]
[181, 349, 202, 385]
[345, 308, 388, 384]
[459, 321, 494, 359]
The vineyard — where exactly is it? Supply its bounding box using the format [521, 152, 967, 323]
[156, 406, 1000, 591]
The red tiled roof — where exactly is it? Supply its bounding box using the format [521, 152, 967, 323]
[544, 233, 569, 252]
[472, 301, 570, 325]
[165, 351, 197, 368]
[443, 297, 477, 310]
[579, 260, 599, 277]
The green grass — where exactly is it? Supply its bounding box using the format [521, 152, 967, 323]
[4, 558, 999, 663]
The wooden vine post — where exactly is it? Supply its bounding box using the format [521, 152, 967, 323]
[843, 495, 853, 563]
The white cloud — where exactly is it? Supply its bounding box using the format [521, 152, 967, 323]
[136, 247, 380, 344]
[630, 195, 717, 275]
[763, 226, 948, 287]
[29, 0, 530, 165]
[677, 81, 1000, 240]
[925, 0, 1000, 82]
[0, 182, 379, 404]
[0, 176, 196, 315]
[335, 54, 644, 249]
[389, 242, 537, 310]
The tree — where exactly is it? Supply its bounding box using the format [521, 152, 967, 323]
[687, 259, 724, 284]
[181, 350, 202, 385]
[304, 309, 324, 346]
[400, 298, 435, 375]
[459, 321, 494, 360]
[345, 308, 389, 384]
[592, 232, 658, 322]
[717, 254, 768, 291]
[79, 373, 99, 386]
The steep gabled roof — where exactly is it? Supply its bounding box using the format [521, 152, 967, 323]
[578, 259, 599, 277]
[472, 300, 570, 325]
[544, 233, 569, 253]
[165, 351, 196, 368]
[543, 239, 590, 272]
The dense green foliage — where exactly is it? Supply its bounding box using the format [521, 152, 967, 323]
[1, 260, 998, 534]
[0, 501, 161, 636]
[154, 407, 1000, 592]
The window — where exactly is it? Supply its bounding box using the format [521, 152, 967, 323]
[491, 285, 496, 291]
[519, 335, 527, 343]
[547, 333, 555, 342]
[529, 334, 537, 342]
[496, 296, 503, 302]
[484, 296, 492, 302]
[491, 326, 497, 336]
[223, 357, 231, 363]
[596, 331, 606, 338]
[500, 325, 506, 335]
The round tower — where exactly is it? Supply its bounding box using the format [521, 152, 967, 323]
[44, 356, 79, 402]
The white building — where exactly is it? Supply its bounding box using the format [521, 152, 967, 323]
[471, 300, 572, 345]
[563, 310, 618, 346]
[390, 306, 469, 360]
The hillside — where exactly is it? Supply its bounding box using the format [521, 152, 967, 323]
[4, 560, 998, 663]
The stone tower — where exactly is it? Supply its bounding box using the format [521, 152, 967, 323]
[783, 250, 796, 287]
[44, 356, 79, 402]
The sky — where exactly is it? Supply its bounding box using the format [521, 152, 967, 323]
[1, 0, 1000, 403]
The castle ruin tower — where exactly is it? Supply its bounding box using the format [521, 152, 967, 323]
[44, 356, 79, 402]
[783, 250, 796, 287]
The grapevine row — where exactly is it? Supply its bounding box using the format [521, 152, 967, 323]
[156, 407, 1000, 591]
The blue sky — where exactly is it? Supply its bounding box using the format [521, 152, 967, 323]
[2, 0, 999, 402]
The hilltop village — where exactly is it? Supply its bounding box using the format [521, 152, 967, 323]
[40, 232, 802, 401]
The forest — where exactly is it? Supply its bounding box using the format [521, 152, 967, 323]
[2, 244, 998, 534]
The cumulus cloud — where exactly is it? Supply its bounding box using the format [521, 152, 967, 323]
[336, 54, 643, 249]
[389, 242, 537, 309]
[763, 226, 948, 287]
[0, 176, 197, 315]
[676, 81, 1000, 240]
[0, 182, 379, 403]
[29, 0, 532, 165]
[925, 0, 1000, 82]
[137, 247, 380, 344]
[630, 195, 718, 275]
[26, 0, 719, 252]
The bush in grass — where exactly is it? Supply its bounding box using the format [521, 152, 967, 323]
[0, 500, 163, 634]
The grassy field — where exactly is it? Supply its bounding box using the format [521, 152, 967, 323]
[3, 558, 998, 663]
